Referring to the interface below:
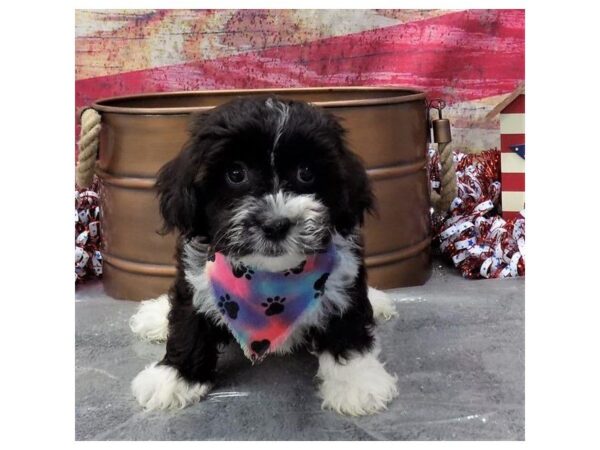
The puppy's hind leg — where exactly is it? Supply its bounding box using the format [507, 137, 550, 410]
[368, 287, 398, 322]
[129, 294, 171, 342]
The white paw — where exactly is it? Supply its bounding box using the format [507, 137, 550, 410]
[368, 287, 398, 321]
[316, 349, 399, 416]
[129, 294, 171, 342]
[131, 362, 211, 410]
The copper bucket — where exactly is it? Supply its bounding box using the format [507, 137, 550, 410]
[92, 87, 432, 300]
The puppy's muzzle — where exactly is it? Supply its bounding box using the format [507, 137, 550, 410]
[261, 217, 292, 241]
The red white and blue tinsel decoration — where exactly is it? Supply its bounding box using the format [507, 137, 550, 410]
[75, 178, 102, 283]
[429, 147, 525, 279]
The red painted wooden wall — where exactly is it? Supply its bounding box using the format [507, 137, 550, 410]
[75, 9, 524, 152]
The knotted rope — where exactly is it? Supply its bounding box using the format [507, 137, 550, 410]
[76, 108, 101, 188]
[430, 141, 457, 213]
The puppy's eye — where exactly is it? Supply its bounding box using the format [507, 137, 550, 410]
[297, 164, 314, 184]
[226, 162, 248, 185]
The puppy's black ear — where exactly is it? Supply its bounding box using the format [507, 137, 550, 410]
[320, 113, 375, 235]
[155, 144, 203, 238]
[156, 112, 213, 239]
[334, 144, 376, 235]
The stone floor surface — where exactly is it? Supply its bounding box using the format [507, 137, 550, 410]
[75, 264, 524, 440]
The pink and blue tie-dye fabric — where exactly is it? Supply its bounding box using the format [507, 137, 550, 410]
[206, 245, 338, 361]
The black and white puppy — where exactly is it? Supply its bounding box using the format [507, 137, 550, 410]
[130, 96, 399, 416]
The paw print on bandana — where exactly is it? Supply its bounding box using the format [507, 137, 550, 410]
[251, 339, 270, 358]
[283, 260, 306, 277]
[261, 296, 286, 316]
[313, 273, 330, 299]
[218, 294, 239, 319]
[232, 263, 254, 280]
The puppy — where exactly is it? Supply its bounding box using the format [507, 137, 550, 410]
[131, 96, 399, 416]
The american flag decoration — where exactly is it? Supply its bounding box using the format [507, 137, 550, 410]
[510, 144, 525, 159]
[489, 84, 525, 220]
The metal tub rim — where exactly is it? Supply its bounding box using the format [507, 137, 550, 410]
[92, 86, 426, 115]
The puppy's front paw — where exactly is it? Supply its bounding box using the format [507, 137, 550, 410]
[317, 350, 398, 416]
[131, 362, 211, 410]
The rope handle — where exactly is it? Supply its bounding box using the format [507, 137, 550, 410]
[76, 108, 101, 188]
[430, 141, 457, 213]
[427, 99, 457, 214]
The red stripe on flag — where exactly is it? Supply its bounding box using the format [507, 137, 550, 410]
[501, 133, 525, 153]
[501, 94, 525, 114]
[501, 173, 525, 191]
[502, 210, 522, 221]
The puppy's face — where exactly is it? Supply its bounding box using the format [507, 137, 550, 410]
[156, 97, 373, 262]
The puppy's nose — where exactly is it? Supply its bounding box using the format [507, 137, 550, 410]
[261, 217, 292, 240]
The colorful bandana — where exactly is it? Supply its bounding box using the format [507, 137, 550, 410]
[206, 244, 338, 362]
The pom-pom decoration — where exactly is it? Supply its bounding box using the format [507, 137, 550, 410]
[75, 178, 102, 284]
[429, 147, 525, 279]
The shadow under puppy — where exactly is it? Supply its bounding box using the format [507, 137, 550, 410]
[131, 96, 399, 416]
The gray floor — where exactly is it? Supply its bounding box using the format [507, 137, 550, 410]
[75, 262, 524, 441]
